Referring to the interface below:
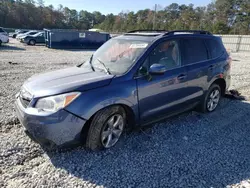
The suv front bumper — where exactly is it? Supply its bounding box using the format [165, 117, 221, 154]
[14, 97, 86, 148]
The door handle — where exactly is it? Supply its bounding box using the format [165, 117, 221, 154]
[208, 65, 215, 70]
[177, 74, 186, 80]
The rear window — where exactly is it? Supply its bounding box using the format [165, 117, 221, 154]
[205, 39, 225, 59]
[182, 38, 208, 65]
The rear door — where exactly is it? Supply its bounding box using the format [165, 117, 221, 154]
[180, 37, 211, 102]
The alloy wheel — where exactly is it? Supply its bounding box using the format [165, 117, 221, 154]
[207, 89, 220, 111]
[101, 114, 124, 148]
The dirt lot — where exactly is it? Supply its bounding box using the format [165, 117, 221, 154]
[1, 39, 250, 188]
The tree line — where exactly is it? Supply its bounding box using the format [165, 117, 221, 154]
[0, 0, 249, 34]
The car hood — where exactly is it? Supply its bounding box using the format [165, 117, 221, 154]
[23, 66, 114, 98]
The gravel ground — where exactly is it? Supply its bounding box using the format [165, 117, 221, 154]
[1, 39, 250, 188]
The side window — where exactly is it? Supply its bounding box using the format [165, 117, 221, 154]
[0, 28, 4, 33]
[149, 40, 180, 70]
[182, 38, 208, 65]
[137, 40, 180, 76]
[205, 39, 224, 59]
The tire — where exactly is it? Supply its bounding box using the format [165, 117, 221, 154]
[13, 34, 17, 38]
[86, 105, 126, 151]
[200, 84, 221, 113]
[29, 40, 36, 45]
[0, 40, 2, 46]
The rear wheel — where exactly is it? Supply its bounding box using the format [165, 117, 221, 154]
[29, 40, 36, 45]
[200, 84, 221, 113]
[86, 106, 126, 150]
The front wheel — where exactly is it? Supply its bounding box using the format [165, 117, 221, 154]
[29, 40, 36, 45]
[200, 84, 221, 113]
[86, 106, 126, 150]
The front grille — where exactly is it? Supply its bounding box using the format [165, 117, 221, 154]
[19, 97, 31, 108]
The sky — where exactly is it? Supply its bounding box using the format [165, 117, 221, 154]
[44, 0, 212, 15]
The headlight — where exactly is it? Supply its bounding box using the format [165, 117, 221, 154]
[35, 92, 80, 112]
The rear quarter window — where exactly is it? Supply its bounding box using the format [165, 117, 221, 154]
[181, 38, 208, 65]
[205, 38, 225, 59]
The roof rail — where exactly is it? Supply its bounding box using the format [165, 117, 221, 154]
[164, 30, 212, 36]
[127, 30, 168, 33]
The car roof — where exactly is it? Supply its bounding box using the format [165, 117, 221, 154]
[117, 30, 214, 42]
[115, 34, 158, 42]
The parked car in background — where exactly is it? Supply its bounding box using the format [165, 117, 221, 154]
[16, 30, 40, 40]
[9, 30, 29, 38]
[0, 27, 8, 36]
[15, 30, 231, 151]
[21, 32, 45, 45]
[0, 32, 9, 46]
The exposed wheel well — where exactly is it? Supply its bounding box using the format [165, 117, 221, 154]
[80, 104, 136, 144]
[211, 78, 226, 96]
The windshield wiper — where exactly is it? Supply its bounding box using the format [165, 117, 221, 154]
[89, 55, 95, 71]
[96, 58, 111, 75]
[76, 62, 83, 67]
[77, 55, 95, 70]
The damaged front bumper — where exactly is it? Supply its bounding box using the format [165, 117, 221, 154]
[14, 96, 86, 149]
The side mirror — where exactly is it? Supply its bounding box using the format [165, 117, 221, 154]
[149, 64, 167, 75]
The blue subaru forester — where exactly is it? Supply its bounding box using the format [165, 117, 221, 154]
[15, 30, 231, 150]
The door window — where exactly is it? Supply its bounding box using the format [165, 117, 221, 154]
[149, 40, 180, 70]
[182, 38, 208, 65]
[205, 39, 224, 59]
[137, 40, 180, 76]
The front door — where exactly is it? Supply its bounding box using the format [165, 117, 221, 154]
[136, 39, 189, 124]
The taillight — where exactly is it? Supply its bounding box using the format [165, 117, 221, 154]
[227, 56, 232, 69]
[225, 48, 232, 69]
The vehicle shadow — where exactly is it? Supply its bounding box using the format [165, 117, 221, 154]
[0, 45, 26, 51]
[48, 98, 250, 188]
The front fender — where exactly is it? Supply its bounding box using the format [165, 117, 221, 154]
[65, 78, 139, 123]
